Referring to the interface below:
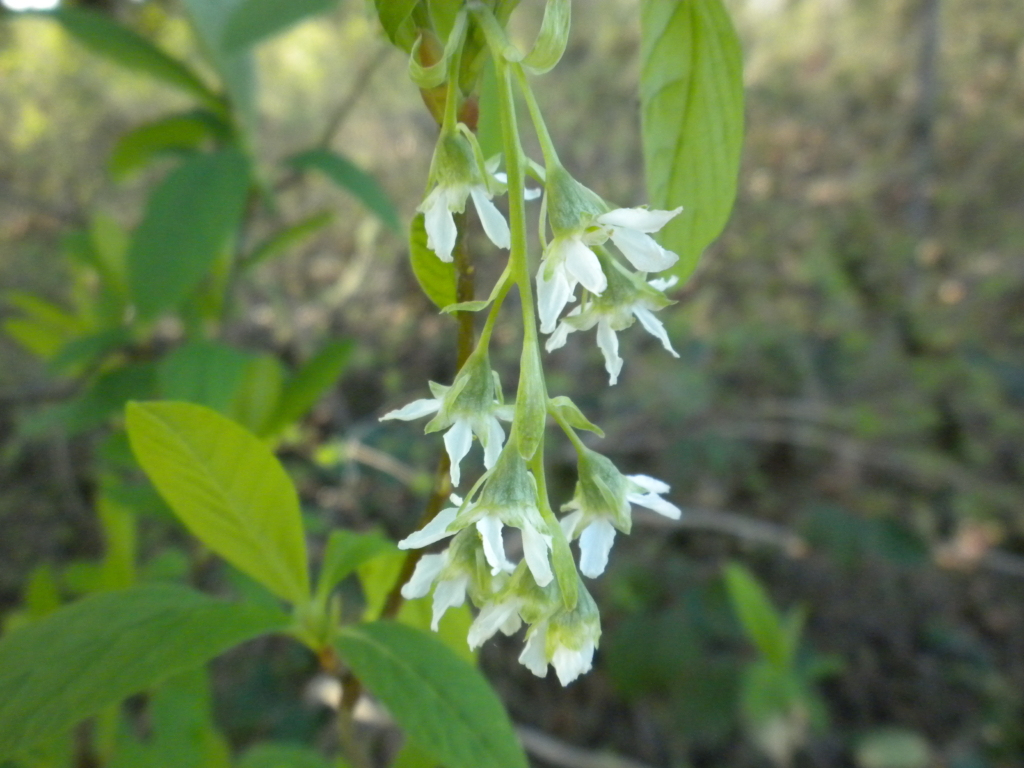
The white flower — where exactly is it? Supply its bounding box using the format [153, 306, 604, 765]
[518, 584, 601, 686]
[536, 206, 682, 333]
[380, 353, 513, 487]
[561, 449, 681, 578]
[467, 593, 524, 650]
[396, 447, 555, 588]
[546, 275, 680, 385]
[419, 181, 510, 263]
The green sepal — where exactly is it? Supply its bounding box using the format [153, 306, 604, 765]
[513, 346, 546, 460]
[549, 522, 579, 611]
[441, 300, 491, 314]
[408, 9, 467, 89]
[548, 395, 604, 437]
[521, 0, 571, 74]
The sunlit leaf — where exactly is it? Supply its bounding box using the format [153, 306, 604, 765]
[409, 213, 457, 309]
[126, 401, 310, 604]
[128, 149, 251, 319]
[640, 0, 743, 283]
[335, 621, 527, 768]
[289, 150, 400, 231]
[0, 584, 287, 759]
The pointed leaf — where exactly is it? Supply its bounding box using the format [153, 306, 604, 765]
[315, 530, 392, 601]
[262, 339, 353, 437]
[724, 562, 791, 669]
[290, 150, 399, 231]
[409, 213, 457, 309]
[157, 340, 254, 413]
[109, 111, 228, 181]
[129, 149, 251, 319]
[0, 584, 288, 759]
[50, 7, 222, 110]
[640, 0, 743, 283]
[335, 621, 527, 768]
[244, 211, 333, 270]
[126, 401, 310, 604]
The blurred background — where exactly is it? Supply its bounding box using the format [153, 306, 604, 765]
[2, 0, 1023, 766]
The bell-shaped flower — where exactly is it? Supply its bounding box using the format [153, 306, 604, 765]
[560, 447, 681, 578]
[536, 166, 682, 332]
[396, 445, 555, 588]
[518, 579, 601, 686]
[419, 131, 511, 263]
[466, 561, 557, 650]
[401, 526, 509, 630]
[381, 350, 513, 486]
[546, 262, 679, 385]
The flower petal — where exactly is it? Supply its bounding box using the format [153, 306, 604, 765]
[536, 262, 575, 334]
[633, 306, 679, 357]
[648, 275, 679, 293]
[521, 523, 554, 587]
[596, 320, 623, 385]
[552, 639, 595, 686]
[422, 187, 458, 263]
[476, 515, 513, 574]
[608, 226, 678, 272]
[398, 505, 459, 550]
[628, 492, 682, 520]
[380, 398, 441, 422]
[559, 509, 585, 541]
[400, 553, 445, 599]
[563, 238, 607, 295]
[443, 419, 473, 487]
[469, 186, 511, 250]
[431, 576, 468, 631]
[597, 206, 682, 233]
[468, 599, 521, 650]
[477, 415, 506, 470]
[578, 518, 617, 578]
[627, 474, 671, 494]
[518, 622, 550, 677]
[545, 320, 573, 352]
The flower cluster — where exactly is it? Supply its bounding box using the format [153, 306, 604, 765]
[381, 8, 687, 685]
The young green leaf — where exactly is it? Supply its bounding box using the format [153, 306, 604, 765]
[374, 0, 418, 50]
[157, 340, 254, 414]
[289, 149, 400, 232]
[315, 529, 392, 602]
[244, 211, 334, 271]
[222, 0, 338, 51]
[229, 355, 287, 435]
[262, 339, 353, 437]
[640, 0, 743, 283]
[335, 621, 528, 768]
[0, 584, 288, 759]
[128, 149, 251, 319]
[724, 562, 791, 669]
[109, 111, 229, 181]
[409, 213, 458, 309]
[50, 8, 222, 111]
[126, 401, 311, 605]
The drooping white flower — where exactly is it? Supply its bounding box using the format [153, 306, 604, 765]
[560, 448, 681, 578]
[518, 581, 601, 686]
[546, 272, 680, 385]
[396, 445, 555, 587]
[381, 352, 513, 487]
[536, 166, 683, 332]
[419, 133, 511, 263]
[400, 525, 509, 630]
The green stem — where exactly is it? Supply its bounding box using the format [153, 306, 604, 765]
[513, 63, 561, 169]
[550, 407, 587, 454]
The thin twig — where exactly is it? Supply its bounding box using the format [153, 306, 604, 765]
[344, 439, 422, 487]
[516, 725, 659, 768]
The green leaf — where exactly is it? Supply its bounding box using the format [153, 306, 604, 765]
[409, 213, 457, 309]
[521, 0, 570, 74]
[47, 327, 132, 375]
[0, 584, 287, 759]
[238, 742, 333, 768]
[289, 150, 399, 232]
[335, 622, 527, 768]
[222, 0, 337, 50]
[723, 562, 790, 669]
[640, 0, 743, 283]
[60, 362, 159, 435]
[374, 0, 418, 50]
[50, 7, 222, 110]
[244, 211, 333, 270]
[315, 530, 392, 602]
[262, 339, 353, 437]
[126, 401, 311, 605]
[229, 355, 286, 435]
[157, 340, 254, 414]
[109, 111, 228, 181]
[129, 149, 251, 319]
